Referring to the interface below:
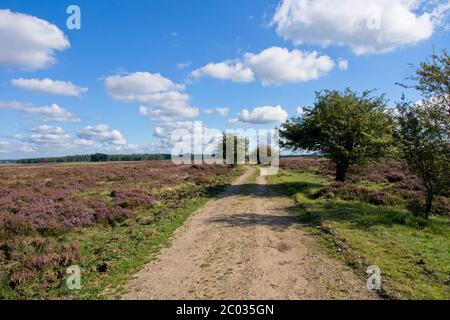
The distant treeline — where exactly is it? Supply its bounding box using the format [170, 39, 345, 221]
[14, 153, 172, 164]
[5, 153, 313, 164]
[0, 160, 15, 164]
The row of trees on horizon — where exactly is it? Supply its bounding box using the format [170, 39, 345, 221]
[13, 153, 172, 164]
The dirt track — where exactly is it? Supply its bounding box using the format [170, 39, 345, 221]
[122, 167, 377, 300]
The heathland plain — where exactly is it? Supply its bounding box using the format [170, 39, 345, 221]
[1, 157, 448, 299]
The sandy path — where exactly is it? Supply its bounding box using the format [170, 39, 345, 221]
[122, 167, 376, 300]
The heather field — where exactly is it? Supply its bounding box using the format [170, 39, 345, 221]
[0, 161, 243, 299]
[280, 157, 450, 212]
[1, 158, 449, 300]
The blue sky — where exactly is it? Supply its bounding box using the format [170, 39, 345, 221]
[0, 0, 449, 159]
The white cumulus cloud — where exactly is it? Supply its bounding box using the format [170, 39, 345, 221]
[0, 9, 70, 70]
[19, 145, 35, 153]
[0, 137, 37, 154]
[189, 46, 339, 86]
[216, 107, 230, 117]
[29, 124, 66, 135]
[115, 144, 143, 153]
[150, 122, 222, 154]
[203, 109, 215, 115]
[0, 141, 10, 154]
[338, 59, 349, 71]
[237, 105, 289, 124]
[27, 125, 71, 146]
[105, 72, 199, 122]
[191, 60, 255, 83]
[0, 101, 80, 122]
[177, 61, 192, 69]
[77, 124, 127, 146]
[245, 47, 335, 85]
[74, 139, 96, 146]
[297, 106, 304, 116]
[74, 125, 142, 152]
[12, 78, 88, 96]
[1, 124, 142, 157]
[153, 126, 166, 138]
[271, 0, 444, 55]
[105, 72, 184, 102]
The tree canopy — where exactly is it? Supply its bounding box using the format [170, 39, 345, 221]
[395, 50, 450, 217]
[280, 89, 394, 181]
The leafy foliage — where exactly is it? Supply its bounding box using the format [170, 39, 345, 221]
[395, 50, 450, 217]
[400, 49, 450, 107]
[280, 89, 394, 181]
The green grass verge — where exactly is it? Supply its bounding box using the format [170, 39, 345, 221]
[62, 197, 211, 299]
[268, 169, 450, 300]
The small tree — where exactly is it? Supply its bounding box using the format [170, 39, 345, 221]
[280, 89, 394, 181]
[219, 133, 247, 165]
[395, 98, 449, 217]
[250, 144, 278, 165]
[395, 50, 450, 218]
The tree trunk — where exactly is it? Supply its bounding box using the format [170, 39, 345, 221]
[424, 189, 434, 219]
[336, 162, 349, 182]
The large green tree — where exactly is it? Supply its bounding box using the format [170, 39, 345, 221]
[280, 89, 394, 181]
[395, 50, 450, 217]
